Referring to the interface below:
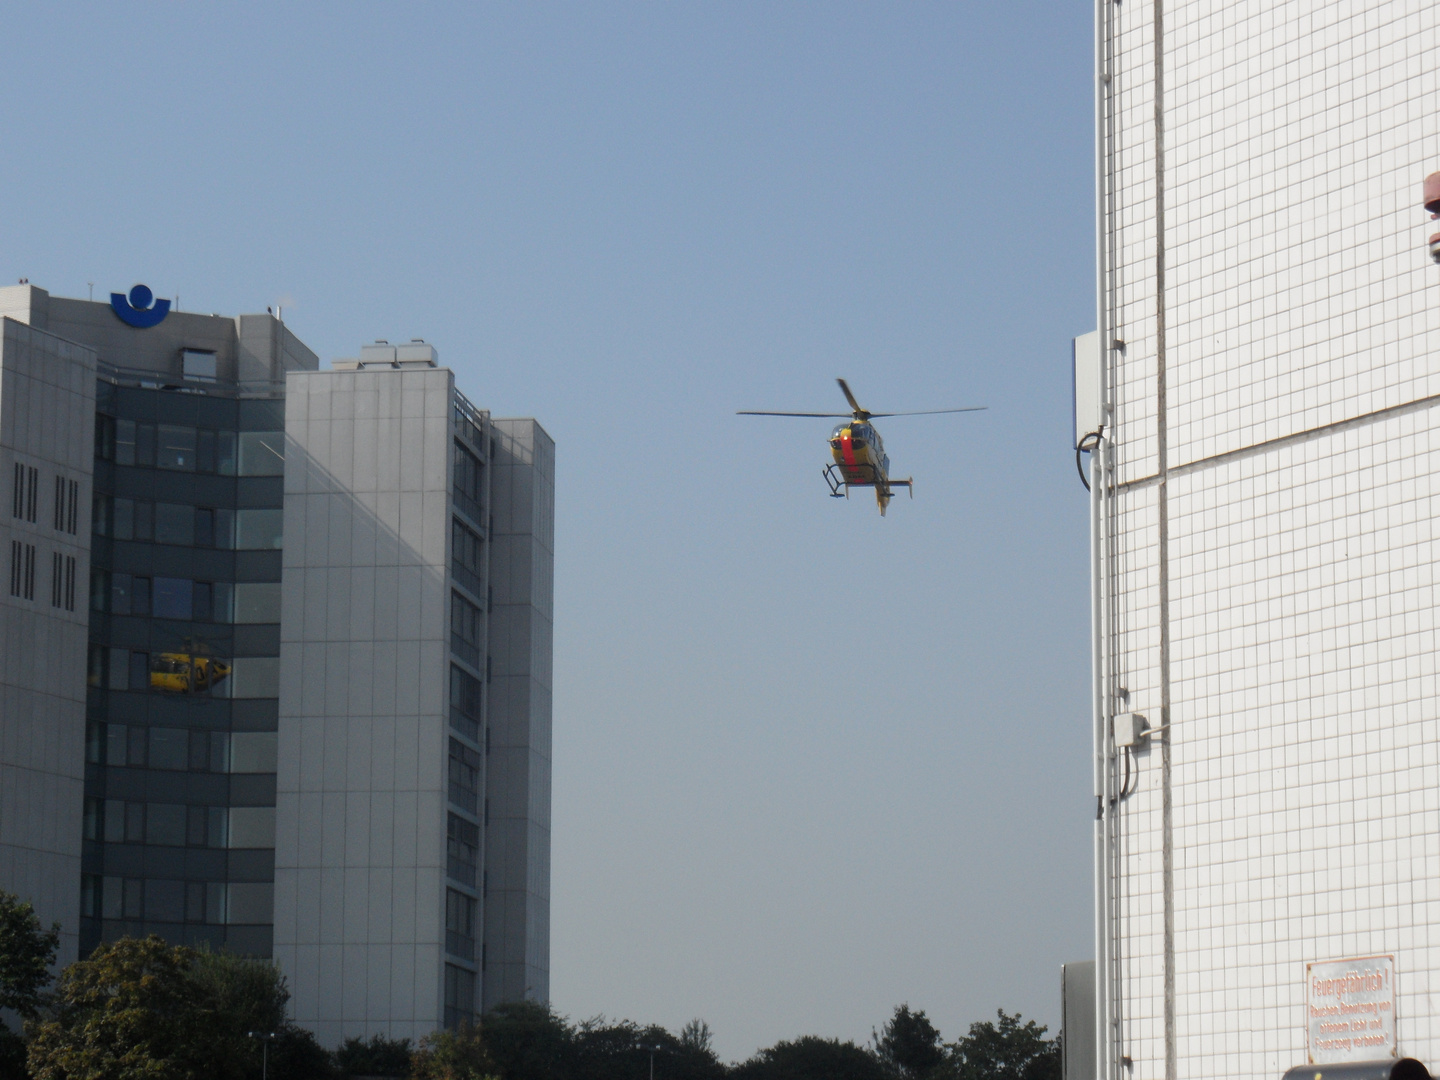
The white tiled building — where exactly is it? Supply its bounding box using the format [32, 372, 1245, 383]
[1085, 3, 1440, 1079]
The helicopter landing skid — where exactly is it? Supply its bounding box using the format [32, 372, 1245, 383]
[823, 464, 914, 499]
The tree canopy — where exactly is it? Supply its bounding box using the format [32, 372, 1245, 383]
[0, 891, 59, 1080]
[875, 1005, 946, 1079]
[940, 1011, 1060, 1080]
[0, 921, 1059, 1080]
[25, 936, 331, 1080]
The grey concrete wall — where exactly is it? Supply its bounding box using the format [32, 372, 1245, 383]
[0, 284, 316, 384]
[0, 319, 96, 965]
[274, 365, 454, 1045]
[484, 418, 553, 1007]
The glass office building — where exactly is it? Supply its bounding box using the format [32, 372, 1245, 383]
[0, 284, 552, 1042]
[81, 377, 289, 957]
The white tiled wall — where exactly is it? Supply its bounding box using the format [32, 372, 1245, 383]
[1103, 1, 1440, 1076]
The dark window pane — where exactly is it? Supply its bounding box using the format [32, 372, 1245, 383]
[152, 578, 193, 620]
[146, 804, 185, 846]
[107, 726, 127, 767]
[216, 432, 237, 476]
[95, 415, 116, 461]
[155, 504, 194, 546]
[131, 579, 151, 617]
[123, 878, 143, 918]
[197, 430, 216, 473]
[195, 509, 215, 549]
[148, 728, 187, 770]
[135, 423, 156, 467]
[193, 582, 213, 623]
[104, 800, 124, 842]
[92, 494, 111, 536]
[187, 805, 207, 846]
[214, 509, 235, 549]
[115, 420, 136, 465]
[157, 425, 197, 471]
[235, 509, 282, 550]
[238, 432, 285, 476]
[144, 879, 184, 922]
[127, 653, 149, 693]
[124, 802, 145, 843]
[112, 499, 134, 541]
[127, 726, 147, 766]
[111, 573, 132, 616]
[185, 881, 206, 922]
[133, 502, 153, 542]
[446, 813, 478, 886]
[90, 568, 109, 612]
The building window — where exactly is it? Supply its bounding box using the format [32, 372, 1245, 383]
[51, 553, 75, 611]
[445, 889, 477, 961]
[450, 665, 481, 741]
[13, 462, 37, 523]
[444, 964, 476, 1031]
[94, 415, 115, 461]
[446, 813, 478, 887]
[449, 738, 480, 815]
[452, 518, 485, 600]
[10, 541, 35, 600]
[453, 441, 484, 525]
[53, 476, 78, 533]
[451, 591, 482, 668]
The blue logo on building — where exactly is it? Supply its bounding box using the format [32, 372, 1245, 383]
[110, 284, 171, 328]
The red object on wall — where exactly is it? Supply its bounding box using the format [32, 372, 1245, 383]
[1425, 172, 1440, 216]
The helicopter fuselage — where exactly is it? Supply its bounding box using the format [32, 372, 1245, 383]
[828, 421, 907, 515]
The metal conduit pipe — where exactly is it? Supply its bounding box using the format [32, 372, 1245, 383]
[1091, 0, 1120, 1073]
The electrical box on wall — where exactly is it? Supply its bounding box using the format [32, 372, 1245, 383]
[1113, 712, 1149, 748]
[1072, 331, 1102, 448]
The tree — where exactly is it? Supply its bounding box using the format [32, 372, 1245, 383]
[410, 1024, 493, 1080]
[27, 936, 208, 1080]
[567, 1018, 722, 1080]
[27, 936, 333, 1080]
[336, 1033, 414, 1077]
[941, 1011, 1059, 1080]
[0, 890, 60, 1080]
[480, 1002, 573, 1080]
[875, 1005, 945, 1079]
[731, 1036, 887, 1080]
[678, 1021, 712, 1056]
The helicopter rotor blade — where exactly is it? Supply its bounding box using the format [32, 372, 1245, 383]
[865, 406, 989, 418]
[736, 410, 850, 418]
[836, 378, 864, 415]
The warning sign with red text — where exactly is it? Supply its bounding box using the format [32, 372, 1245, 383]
[1307, 956, 1395, 1063]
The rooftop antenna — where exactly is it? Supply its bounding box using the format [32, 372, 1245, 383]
[88, 282, 94, 301]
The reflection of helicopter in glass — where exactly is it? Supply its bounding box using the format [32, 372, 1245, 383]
[150, 638, 231, 694]
[738, 379, 986, 515]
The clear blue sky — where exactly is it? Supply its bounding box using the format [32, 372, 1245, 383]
[1, 3, 1095, 1062]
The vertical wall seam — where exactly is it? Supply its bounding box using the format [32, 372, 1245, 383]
[1153, 0, 1176, 1076]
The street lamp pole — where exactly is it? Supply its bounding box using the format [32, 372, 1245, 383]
[248, 1030, 278, 1080]
[649, 1043, 663, 1080]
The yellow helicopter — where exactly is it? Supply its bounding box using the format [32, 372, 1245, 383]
[739, 379, 985, 515]
[150, 642, 231, 695]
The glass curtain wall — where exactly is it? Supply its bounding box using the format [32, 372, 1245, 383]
[80, 381, 285, 957]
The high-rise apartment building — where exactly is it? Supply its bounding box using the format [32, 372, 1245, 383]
[0, 284, 552, 1040]
[1081, 4, 1440, 1080]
